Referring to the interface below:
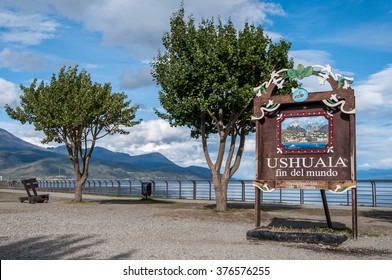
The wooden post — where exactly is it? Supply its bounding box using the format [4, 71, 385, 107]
[255, 187, 261, 228]
[240, 180, 246, 202]
[352, 188, 358, 239]
[192, 180, 196, 200]
[350, 113, 358, 239]
[320, 190, 332, 228]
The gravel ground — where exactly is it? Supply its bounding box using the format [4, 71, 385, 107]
[1, 189, 392, 260]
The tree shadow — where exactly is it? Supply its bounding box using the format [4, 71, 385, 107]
[260, 203, 303, 212]
[204, 202, 303, 210]
[360, 209, 392, 224]
[204, 202, 254, 210]
[96, 198, 174, 205]
[0, 234, 136, 260]
[0, 191, 21, 203]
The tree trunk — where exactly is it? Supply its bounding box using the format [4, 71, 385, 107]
[213, 171, 229, 211]
[72, 160, 87, 202]
[74, 180, 83, 202]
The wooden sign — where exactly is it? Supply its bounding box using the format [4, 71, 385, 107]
[252, 64, 358, 238]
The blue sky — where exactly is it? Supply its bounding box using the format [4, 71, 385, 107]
[0, 0, 391, 179]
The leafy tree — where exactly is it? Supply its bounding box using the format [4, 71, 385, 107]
[152, 7, 294, 211]
[5, 65, 140, 201]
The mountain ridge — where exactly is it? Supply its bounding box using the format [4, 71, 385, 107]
[0, 128, 212, 180]
[1, 128, 391, 180]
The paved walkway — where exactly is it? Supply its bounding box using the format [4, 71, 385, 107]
[1, 189, 392, 259]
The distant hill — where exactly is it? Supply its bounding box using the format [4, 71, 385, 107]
[286, 122, 307, 133]
[2, 128, 390, 181]
[0, 128, 212, 180]
[0, 128, 46, 150]
[0, 128, 65, 171]
[47, 146, 177, 167]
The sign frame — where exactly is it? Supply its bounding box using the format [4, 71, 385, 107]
[252, 64, 357, 238]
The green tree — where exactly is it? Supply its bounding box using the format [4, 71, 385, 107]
[152, 7, 294, 211]
[5, 65, 140, 202]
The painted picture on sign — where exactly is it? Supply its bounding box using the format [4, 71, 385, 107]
[281, 116, 328, 149]
[276, 110, 334, 154]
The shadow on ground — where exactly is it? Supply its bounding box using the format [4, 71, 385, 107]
[204, 202, 303, 210]
[96, 198, 174, 205]
[267, 217, 348, 230]
[0, 234, 136, 260]
[289, 243, 392, 258]
[360, 209, 392, 223]
[0, 192, 21, 203]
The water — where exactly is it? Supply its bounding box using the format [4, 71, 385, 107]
[39, 179, 392, 207]
[283, 142, 327, 149]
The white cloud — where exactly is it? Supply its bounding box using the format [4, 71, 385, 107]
[355, 64, 392, 116]
[99, 119, 257, 178]
[234, 154, 256, 179]
[192, 0, 285, 26]
[0, 48, 50, 72]
[0, 78, 20, 108]
[0, 10, 57, 45]
[1, 0, 286, 59]
[102, 119, 202, 165]
[289, 50, 334, 67]
[120, 67, 153, 89]
[354, 64, 392, 169]
[243, 137, 256, 153]
[356, 124, 392, 169]
[265, 31, 284, 42]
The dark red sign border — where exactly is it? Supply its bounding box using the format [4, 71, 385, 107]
[276, 109, 334, 154]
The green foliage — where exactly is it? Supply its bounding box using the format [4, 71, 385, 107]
[5, 65, 140, 200]
[152, 6, 294, 210]
[286, 64, 314, 80]
[5, 65, 140, 146]
[152, 7, 294, 138]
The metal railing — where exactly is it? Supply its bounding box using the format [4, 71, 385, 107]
[1, 179, 392, 207]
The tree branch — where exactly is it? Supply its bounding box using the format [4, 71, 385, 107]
[229, 124, 246, 176]
[224, 126, 237, 177]
[200, 114, 214, 170]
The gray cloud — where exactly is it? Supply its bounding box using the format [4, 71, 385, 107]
[1, 0, 286, 59]
[119, 67, 154, 89]
[0, 78, 20, 108]
[0, 48, 50, 72]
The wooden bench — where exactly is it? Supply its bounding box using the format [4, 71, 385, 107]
[19, 178, 49, 203]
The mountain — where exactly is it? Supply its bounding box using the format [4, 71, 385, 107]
[319, 124, 328, 133]
[0, 128, 46, 150]
[0, 128, 212, 180]
[0, 129, 65, 170]
[286, 122, 307, 133]
[47, 146, 176, 167]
